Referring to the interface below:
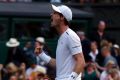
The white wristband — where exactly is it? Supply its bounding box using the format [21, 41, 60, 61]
[39, 52, 51, 64]
[69, 72, 78, 80]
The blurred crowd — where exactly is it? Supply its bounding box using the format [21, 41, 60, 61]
[0, 20, 120, 80]
[0, 0, 120, 3]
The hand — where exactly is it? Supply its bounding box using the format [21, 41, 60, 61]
[34, 46, 42, 55]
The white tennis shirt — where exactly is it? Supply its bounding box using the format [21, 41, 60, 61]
[55, 28, 82, 80]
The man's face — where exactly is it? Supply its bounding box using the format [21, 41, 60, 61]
[34, 42, 43, 55]
[51, 11, 62, 28]
[98, 21, 106, 32]
[35, 42, 43, 49]
[101, 49, 108, 57]
[91, 42, 97, 51]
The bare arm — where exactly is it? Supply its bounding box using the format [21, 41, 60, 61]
[48, 58, 56, 68]
[73, 53, 85, 74]
[35, 46, 56, 68]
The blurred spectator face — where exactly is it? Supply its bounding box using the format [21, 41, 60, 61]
[113, 44, 120, 55]
[19, 63, 26, 71]
[107, 64, 115, 70]
[108, 69, 120, 80]
[86, 63, 95, 72]
[76, 31, 85, 40]
[35, 42, 43, 49]
[37, 72, 45, 79]
[6, 63, 18, 74]
[34, 42, 43, 55]
[9, 75, 18, 80]
[100, 39, 109, 47]
[105, 61, 116, 71]
[91, 42, 97, 51]
[98, 21, 106, 32]
[31, 64, 36, 69]
[25, 41, 32, 48]
[101, 46, 110, 57]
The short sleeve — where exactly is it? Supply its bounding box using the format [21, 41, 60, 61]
[68, 35, 83, 55]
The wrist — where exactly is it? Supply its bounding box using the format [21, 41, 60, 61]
[39, 51, 51, 64]
[69, 72, 78, 80]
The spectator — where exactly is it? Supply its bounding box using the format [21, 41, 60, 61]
[5, 38, 26, 66]
[83, 62, 100, 80]
[112, 44, 120, 67]
[100, 60, 118, 80]
[17, 63, 26, 80]
[3, 62, 18, 80]
[35, 37, 47, 66]
[89, 20, 110, 50]
[23, 41, 33, 53]
[26, 55, 47, 80]
[35, 37, 56, 79]
[77, 31, 91, 62]
[101, 46, 118, 67]
[9, 75, 18, 80]
[100, 39, 110, 48]
[107, 68, 120, 80]
[89, 41, 99, 62]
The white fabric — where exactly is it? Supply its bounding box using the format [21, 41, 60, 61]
[55, 74, 81, 80]
[68, 72, 78, 80]
[89, 49, 99, 62]
[52, 4, 72, 21]
[26, 65, 46, 78]
[100, 71, 108, 80]
[39, 51, 51, 64]
[55, 28, 82, 80]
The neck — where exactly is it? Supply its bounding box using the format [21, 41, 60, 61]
[98, 30, 104, 33]
[92, 49, 96, 53]
[105, 53, 111, 57]
[56, 23, 69, 35]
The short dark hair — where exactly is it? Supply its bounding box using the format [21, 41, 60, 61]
[59, 13, 69, 25]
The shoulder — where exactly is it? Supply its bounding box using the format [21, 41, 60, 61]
[65, 28, 80, 41]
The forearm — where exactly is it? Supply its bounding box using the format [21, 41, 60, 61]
[39, 52, 56, 68]
[48, 58, 56, 68]
[68, 53, 85, 80]
[74, 61, 84, 74]
[73, 53, 85, 74]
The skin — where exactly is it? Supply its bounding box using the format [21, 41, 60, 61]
[91, 41, 97, 54]
[98, 21, 106, 32]
[35, 11, 85, 75]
